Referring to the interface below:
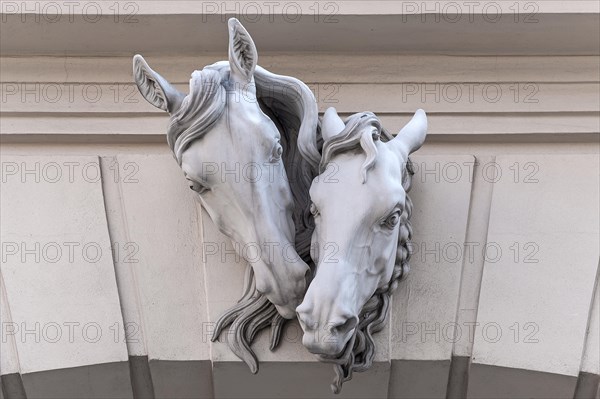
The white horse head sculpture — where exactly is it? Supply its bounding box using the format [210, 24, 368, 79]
[133, 18, 318, 372]
[297, 108, 427, 392]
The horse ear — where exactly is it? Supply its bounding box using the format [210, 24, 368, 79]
[389, 109, 427, 158]
[321, 107, 345, 142]
[133, 54, 185, 114]
[228, 18, 257, 83]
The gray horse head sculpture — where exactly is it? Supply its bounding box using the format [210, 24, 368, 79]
[297, 107, 427, 393]
[133, 18, 317, 372]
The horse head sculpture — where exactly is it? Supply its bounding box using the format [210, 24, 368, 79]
[297, 108, 427, 392]
[133, 18, 318, 372]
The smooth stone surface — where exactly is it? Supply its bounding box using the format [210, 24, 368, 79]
[212, 361, 389, 399]
[0, 374, 26, 399]
[467, 363, 577, 399]
[0, 155, 128, 374]
[149, 360, 213, 399]
[388, 359, 451, 399]
[128, 356, 155, 399]
[580, 276, 599, 375]
[472, 154, 600, 376]
[115, 154, 210, 363]
[391, 154, 475, 360]
[21, 361, 133, 399]
[574, 372, 600, 399]
[2, 12, 599, 56]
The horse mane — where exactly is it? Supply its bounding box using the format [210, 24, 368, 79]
[320, 112, 385, 183]
[167, 64, 227, 165]
[166, 61, 318, 373]
[300, 111, 414, 393]
[254, 65, 319, 262]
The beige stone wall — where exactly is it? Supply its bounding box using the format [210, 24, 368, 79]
[1, 3, 599, 398]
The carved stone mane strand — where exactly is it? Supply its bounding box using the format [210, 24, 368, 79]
[167, 67, 227, 165]
[164, 61, 317, 373]
[320, 112, 384, 183]
[308, 112, 414, 394]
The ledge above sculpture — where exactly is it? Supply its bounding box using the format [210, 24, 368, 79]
[5, 4, 599, 55]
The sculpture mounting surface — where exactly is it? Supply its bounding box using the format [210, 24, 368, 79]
[297, 108, 427, 393]
[133, 18, 317, 373]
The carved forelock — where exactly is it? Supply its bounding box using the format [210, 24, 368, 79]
[309, 112, 414, 394]
[166, 66, 227, 164]
[320, 112, 384, 183]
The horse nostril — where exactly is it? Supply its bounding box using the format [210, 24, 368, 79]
[331, 316, 358, 336]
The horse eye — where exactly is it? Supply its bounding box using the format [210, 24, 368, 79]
[186, 176, 205, 193]
[383, 212, 400, 228]
[189, 181, 202, 192]
[310, 203, 319, 216]
[270, 141, 283, 162]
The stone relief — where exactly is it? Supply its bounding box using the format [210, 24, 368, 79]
[133, 18, 427, 393]
[297, 108, 427, 393]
